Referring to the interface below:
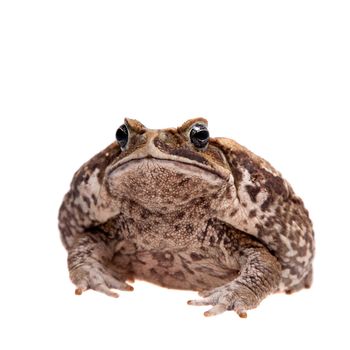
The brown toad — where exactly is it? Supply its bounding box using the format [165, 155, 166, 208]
[59, 118, 315, 317]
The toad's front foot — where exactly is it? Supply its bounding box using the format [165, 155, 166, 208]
[188, 241, 281, 318]
[70, 259, 134, 298]
[188, 282, 261, 318]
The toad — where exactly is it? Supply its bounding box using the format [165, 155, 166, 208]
[59, 118, 314, 317]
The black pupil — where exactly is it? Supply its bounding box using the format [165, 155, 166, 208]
[195, 130, 209, 140]
[116, 125, 128, 147]
[190, 124, 209, 148]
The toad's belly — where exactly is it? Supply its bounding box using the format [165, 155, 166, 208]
[110, 241, 240, 291]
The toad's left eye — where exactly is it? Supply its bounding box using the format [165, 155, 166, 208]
[190, 124, 209, 148]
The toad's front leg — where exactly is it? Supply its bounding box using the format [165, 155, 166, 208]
[188, 229, 282, 318]
[58, 144, 134, 298]
[68, 230, 134, 297]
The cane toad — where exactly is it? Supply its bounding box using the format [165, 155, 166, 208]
[59, 118, 314, 317]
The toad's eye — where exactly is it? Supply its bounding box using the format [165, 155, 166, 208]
[116, 124, 129, 149]
[190, 124, 209, 149]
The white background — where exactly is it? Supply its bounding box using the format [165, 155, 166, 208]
[1, 1, 349, 349]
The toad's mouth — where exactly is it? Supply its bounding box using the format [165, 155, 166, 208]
[106, 156, 232, 207]
[108, 156, 229, 182]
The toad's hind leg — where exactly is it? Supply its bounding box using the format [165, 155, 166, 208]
[188, 225, 282, 318]
[285, 266, 313, 294]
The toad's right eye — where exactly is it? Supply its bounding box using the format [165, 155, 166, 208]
[190, 124, 209, 149]
[116, 124, 129, 149]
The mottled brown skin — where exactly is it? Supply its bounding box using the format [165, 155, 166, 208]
[59, 118, 314, 317]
